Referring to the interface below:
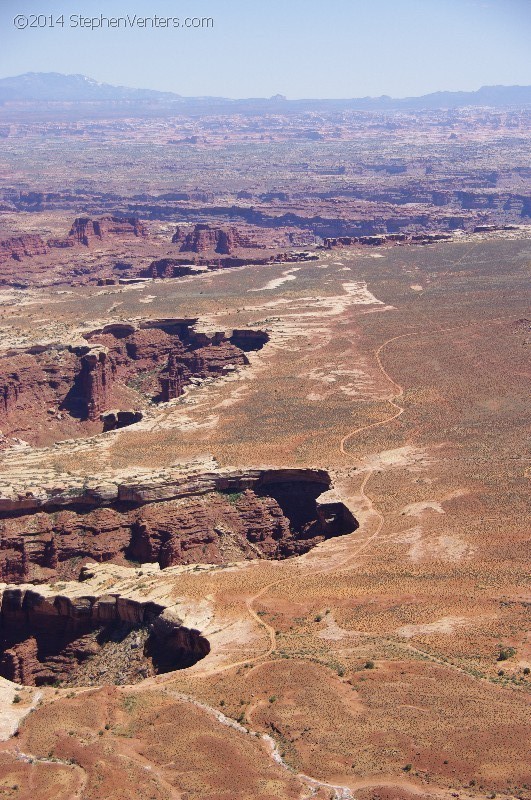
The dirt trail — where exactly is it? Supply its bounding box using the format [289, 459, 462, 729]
[202, 314, 517, 678]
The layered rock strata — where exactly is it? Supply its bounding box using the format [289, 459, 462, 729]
[145, 249, 317, 278]
[0, 469, 358, 583]
[0, 217, 148, 270]
[0, 234, 49, 264]
[322, 232, 452, 248]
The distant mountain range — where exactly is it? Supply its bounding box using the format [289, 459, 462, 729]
[0, 72, 180, 102]
[1, 72, 531, 110]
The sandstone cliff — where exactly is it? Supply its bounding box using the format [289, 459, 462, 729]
[67, 215, 148, 246]
[0, 468, 358, 582]
[147, 258, 198, 279]
[0, 580, 209, 685]
[77, 348, 116, 421]
[0, 319, 267, 444]
[172, 223, 263, 254]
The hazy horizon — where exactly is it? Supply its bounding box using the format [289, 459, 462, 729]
[2, 70, 531, 102]
[0, 0, 530, 100]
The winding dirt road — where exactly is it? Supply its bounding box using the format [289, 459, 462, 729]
[228, 314, 517, 671]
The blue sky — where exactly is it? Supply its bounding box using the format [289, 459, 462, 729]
[0, 0, 529, 98]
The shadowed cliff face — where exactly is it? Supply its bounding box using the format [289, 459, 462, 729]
[0, 470, 359, 584]
[0, 586, 210, 687]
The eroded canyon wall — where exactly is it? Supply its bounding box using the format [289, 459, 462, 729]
[0, 469, 358, 583]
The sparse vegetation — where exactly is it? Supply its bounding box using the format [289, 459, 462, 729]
[123, 695, 137, 713]
[225, 491, 243, 505]
[497, 647, 516, 662]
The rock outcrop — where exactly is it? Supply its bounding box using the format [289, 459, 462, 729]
[0, 234, 48, 265]
[86, 320, 252, 402]
[144, 250, 317, 279]
[0, 377, 22, 416]
[147, 258, 198, 279]
[159, 353, 186, 401]
[172, 223, 262, 254]
[0, 467, 358, 683]
[0, 218, 147, 272]
[0, 348, 80, 420]
[101, 409, 143, 432]
[67, 215, 148, 246]
[322, 232, 452, 249]
[0, 469, 358, 582]
[0, 346, 115, 434]
[77, 349, 116, 421]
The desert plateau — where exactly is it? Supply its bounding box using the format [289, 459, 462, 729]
[0, 13, 529, 799]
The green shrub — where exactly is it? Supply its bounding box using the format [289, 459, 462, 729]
[497, 647, 516, 662]
[226, 491, 243, 505]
